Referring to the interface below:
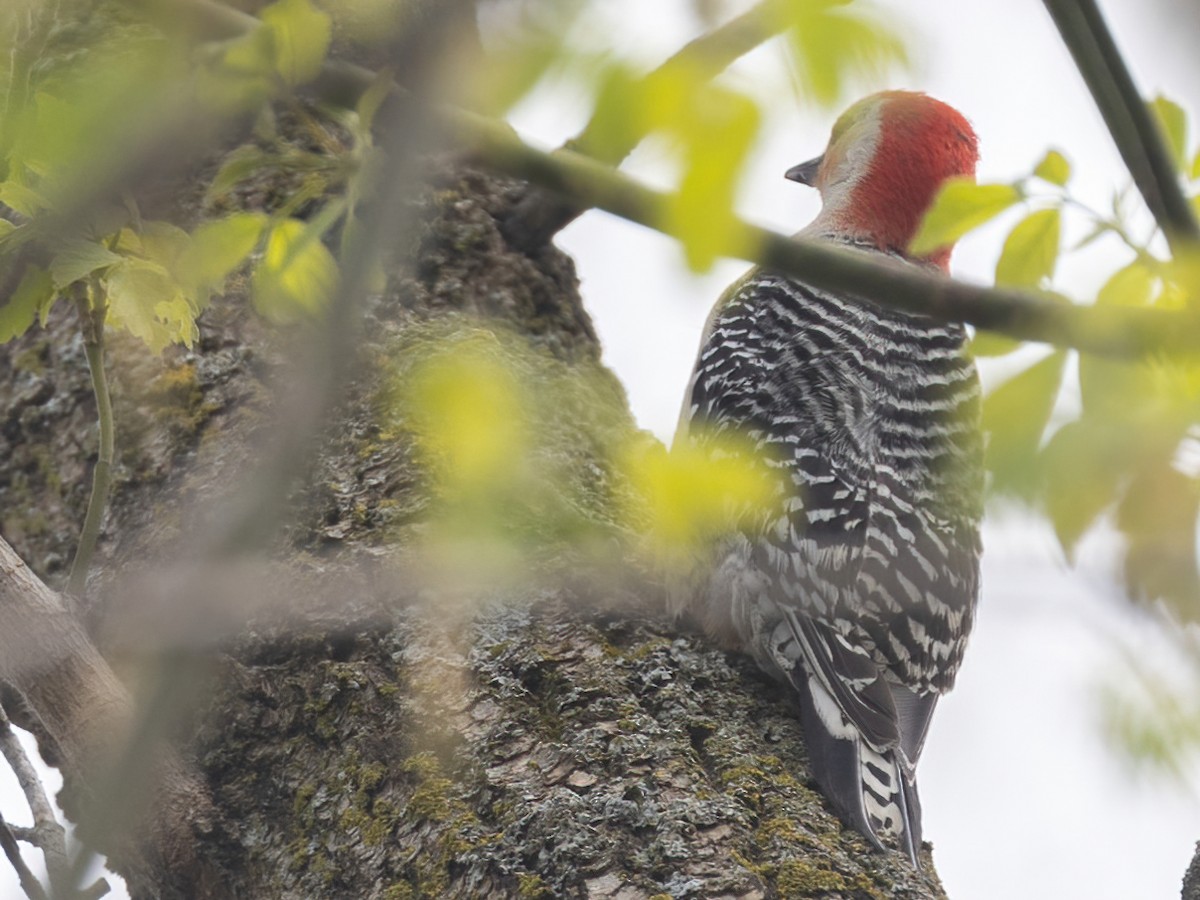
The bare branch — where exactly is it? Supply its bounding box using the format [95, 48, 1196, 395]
[0, 810, 47, 900]
[0, 705, 69, 892]
[1042, 0, 1200, 253]
[0, 536, 218, 896]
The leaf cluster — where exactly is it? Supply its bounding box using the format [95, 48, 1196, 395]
[0, 0, 354, 352]
[913, 95, 1200, 626]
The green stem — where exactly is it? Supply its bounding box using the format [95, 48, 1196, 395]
[1041, 0, 1200, 253]
[66, 285, 114, 599]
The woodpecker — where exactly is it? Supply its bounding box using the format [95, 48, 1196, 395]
[670, 91, 983, 865]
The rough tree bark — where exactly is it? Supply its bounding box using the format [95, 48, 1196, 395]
[0, 105, 947, 900]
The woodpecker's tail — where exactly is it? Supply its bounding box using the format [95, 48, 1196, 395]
[774, 612, 929, 866]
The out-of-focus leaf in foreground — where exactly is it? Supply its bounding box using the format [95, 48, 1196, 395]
[1032, 149, 1072, 187]
[982, 350, 1067, 498]
[1103, 640, 1200, 790]
[196, 0, 332, 111]
[650, 69, 761, 272]
[910, 179, 1021, 257]
[780, 0, 909, 108]
[387, 329, 639, 593]
[1149, 94, 1189, 172]
[625, 429, 779, 571]
[994, 207, 1061, 289]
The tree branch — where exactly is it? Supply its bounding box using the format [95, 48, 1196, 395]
[0, 704, 70, 895]
[1042, 0, 1200, 253]
[0, 536, 217, 897]
[0, 809, 47, 900]
[158, 0, 790, 254]
[206, 0, 1199, 357]
[447, 104, 1200, 358]
[10, 0, 1200, 362]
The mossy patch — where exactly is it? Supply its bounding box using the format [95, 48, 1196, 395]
[776, 859, 847, 895]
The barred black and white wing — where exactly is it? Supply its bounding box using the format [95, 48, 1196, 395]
[671, 263, 982, 864]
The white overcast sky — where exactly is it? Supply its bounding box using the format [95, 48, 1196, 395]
[4, 2, 1200, 899]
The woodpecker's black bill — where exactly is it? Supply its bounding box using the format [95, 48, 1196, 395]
[785, 156, 822, 186]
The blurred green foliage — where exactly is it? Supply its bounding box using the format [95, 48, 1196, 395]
[2, 0, 1196, 791]
[624, 430, 779, 573]
[385, 328, 641, 590]
[0, 0, 345, 350]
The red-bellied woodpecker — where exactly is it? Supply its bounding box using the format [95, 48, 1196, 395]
[670, 91, 983, 866]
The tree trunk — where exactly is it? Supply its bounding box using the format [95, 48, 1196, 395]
[0, 131, 947, 900]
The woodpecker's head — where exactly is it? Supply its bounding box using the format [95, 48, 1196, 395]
[788, 91, 979, 271]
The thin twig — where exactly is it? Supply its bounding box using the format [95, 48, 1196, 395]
[0, 704, 68, 895]
[0, 813, 47, 900]
[449, 106, 1200, 358]
[66, 284, 115, 599]
[1041, 0, 1200, 253]
[0, 810, 47, 900]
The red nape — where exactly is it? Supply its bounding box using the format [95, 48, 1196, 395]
[847, 92, 979, 271]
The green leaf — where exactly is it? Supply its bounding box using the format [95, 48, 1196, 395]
[624, 428, 779, 567]
[783, 1, 909, 108]
[1032, 149, 1071, 187]
[49, 240, 122, 288]
[983, 350, 1067, 497]
[178, 213, 267, 302]
[584, 64, 645, 162]
[1149, 95, 1188, 172]
[0, 181, 48, 216]
[1078, 354, 1149, 423]
[105, 258, 197, 352]
[968, 329, 1021, 358]
[408, 342, 528, 489]
[261, 0, 332, 87]
[1117, 465, 1200, 613]
[665, 82, 761, 271]
[0, 267, 54, 342]
[1191, 147, 1200, 181]
[1096, 261, 1156, 307]
[994, 207, 1061, 288]
[251, 217, 338, 321]
[1039, 419, 1123, 558]
[138, 222, 192, 268]
[910, 179, 1021, 256]
[195, 27, 277, 113]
